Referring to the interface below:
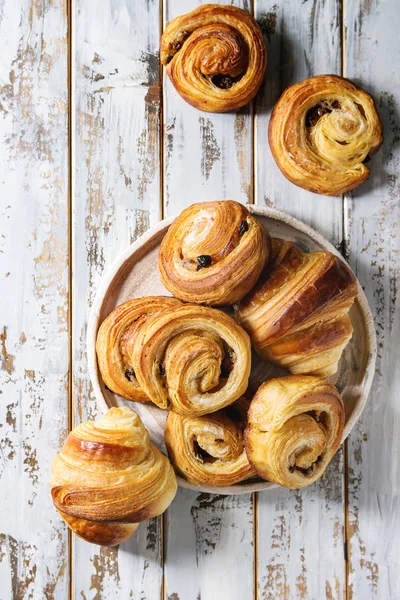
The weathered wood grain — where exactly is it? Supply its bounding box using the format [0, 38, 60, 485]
[0, 0, 69, 598]
[254, 1, 346, 598]
[344, 1, 400, 598]
[164, 492, 254, 599]
[3, 0, 399, 598]
[162, 1, 255, 598]
[255, 0, 343, 241]
[73, 0, 163, 597]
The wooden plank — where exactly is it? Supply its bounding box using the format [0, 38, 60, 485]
[162, 1, 255, 598]
[0, 0, 69, 598]
[163, 0, 254, 213]
[73, 0, 163, 597]
[254, 1, 346, 598]
[254, 0, 343, 241]
[344, 2, 400, 598]
[164, 492, 254, 599]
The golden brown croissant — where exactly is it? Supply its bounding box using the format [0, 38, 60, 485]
[165, 396, 256, 486]
[131, 304, 251, 416]
[269, 75, 383, 195]
[245, 376, 344, 489]
[235, 238, 358, 377]
[96, 297, 181, 401]
[51, 407, 177, 546]
[160, 4, 267, 112]
[159, 201, 270, 306]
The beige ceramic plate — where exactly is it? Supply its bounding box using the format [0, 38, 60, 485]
[87, 205, 376, 495]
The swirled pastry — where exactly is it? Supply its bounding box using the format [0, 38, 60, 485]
[96, 297, 181, 401]
[269, 75, 383, 195]
[236, 238, 358, 376]
[165, 396, 256, 486]
[51, 407, 177, 546]
[245, 376, 344, 489]
[160, 4, 267, 112]
[159, 201, 270, 306]
[131, 304, 251, 416]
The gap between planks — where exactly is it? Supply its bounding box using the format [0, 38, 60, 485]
[160, 0, 166, 224]
[250, 2, 258, 596]
[67, 0, 74, 598]
[340, 1, 351, 598]
[160, 0, 166, 595]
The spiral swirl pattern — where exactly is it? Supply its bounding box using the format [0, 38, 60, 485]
[269, 75, 383, 195]
[131, 304, 251, 416]
[159, 201, 270, 306]
[160, 4, 267, 112]
[96, 296, 182, 401]
[245, 376, 344, 489]
[165, 396, 255, 486]
[51, 407, 177, 546]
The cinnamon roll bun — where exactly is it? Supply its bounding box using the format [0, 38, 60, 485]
[245, 376, 345, 489]
[131, 304, 251, 416]
[159, 201, 270, 306]
[165, 396, 255, 486]
[160, 4, 267, 112]
[269, 75, 383, 195]
[96, 297, 181, 401]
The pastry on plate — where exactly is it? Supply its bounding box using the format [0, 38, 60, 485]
[131, 304, 251, 416]
[245, 376, 344, 489]
[269, 74, 383, 195]
[235, 238, 358, 377]
[51, 407, 177, 546]
[165, 395, 256, 486]
[96, 296, 181, 401]
[160, 4, 267, 112]
[159, 200, 270, 306]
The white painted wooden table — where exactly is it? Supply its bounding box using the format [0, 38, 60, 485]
[0, 1, 399, 598]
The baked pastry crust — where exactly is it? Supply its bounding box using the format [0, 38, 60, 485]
[159, 201, 270, 306]
[160, 4, 267, 112]
[165, 396, 256, 486]
[245, 376, 344, 489]
[96, 296, 181, 401]
[269, 75, 383, 195]
[236, 238, 358, 377]
[51, 407, 177, 546]
[131, 304, 251, 416]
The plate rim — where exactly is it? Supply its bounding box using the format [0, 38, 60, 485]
[87, 204, 377, 496]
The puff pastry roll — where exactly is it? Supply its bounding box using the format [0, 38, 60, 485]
[245, 376, 344, 489]
[131, 304, 251, 416]
[159, 201, 270, 306]
[236, 238, 358, 377]
[51, 407, 177, 546]
[160, 4, 267, 112]
[165, 396, 256, 486]
[269, 75, 383, 195]
[96, 297, 181, 401]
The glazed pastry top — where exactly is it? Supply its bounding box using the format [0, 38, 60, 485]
[95, 296, 182, 402]
[165, 396, 256, 486]
[245, 376, 345, 489]
[160, 4, 267, 112]
[131, 303, 251, 416]
[159, 201, 270, 306]
[236, 238, 358, 376]
[51, 407, 177, 545]
[268, 75, 383, 195]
